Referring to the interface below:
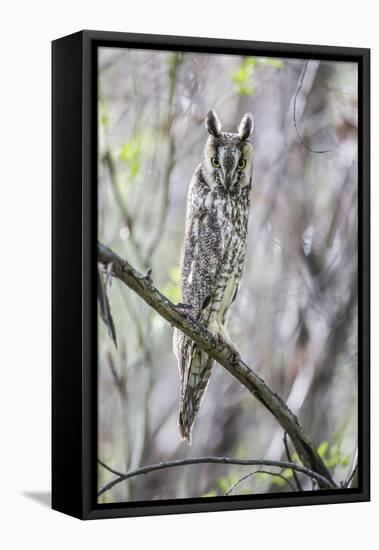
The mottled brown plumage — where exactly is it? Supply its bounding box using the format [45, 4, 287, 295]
[173, 110, 254, 443]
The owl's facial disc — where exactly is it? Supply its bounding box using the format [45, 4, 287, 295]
[203, 139, 253, 191]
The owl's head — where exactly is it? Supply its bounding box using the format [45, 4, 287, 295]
[202, 110, 254, 192]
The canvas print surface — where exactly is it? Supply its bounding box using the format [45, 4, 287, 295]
[97, 46, 358, 504]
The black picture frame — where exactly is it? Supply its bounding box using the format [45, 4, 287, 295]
[52, 30, 370, 520]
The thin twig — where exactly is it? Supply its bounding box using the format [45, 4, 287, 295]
[98, 242, 336, 488]
[145, 52, 182, 258]
[116, 286, 153, 471]
[293, 60, 331, 154]
[344, 463, 358, 489]
[98, 456, 334, 497]
[225, 468, 296, 496]
[98, 264, 117, 347]
[98, 459, 125, 477]
[103, 149, 149, 269]
[283, 432, 303, 491]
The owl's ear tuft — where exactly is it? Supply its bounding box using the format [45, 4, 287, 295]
[238, 113, 254, 140]
[205, 110, 222, 137]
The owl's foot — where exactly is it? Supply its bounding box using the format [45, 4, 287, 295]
[218, 323, 233, 346]
[141, 267, 153, 282]
[207, 321, 240, 359]
[217, 331, 241, 361]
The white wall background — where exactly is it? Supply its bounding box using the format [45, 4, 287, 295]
[0, 1, 375, 547]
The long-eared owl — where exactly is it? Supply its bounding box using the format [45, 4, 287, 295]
[173, 110, 254, 443]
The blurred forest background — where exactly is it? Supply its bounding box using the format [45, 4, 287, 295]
[97, 47, 358, 503]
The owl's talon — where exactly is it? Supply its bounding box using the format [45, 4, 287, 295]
[142, 267, 152, 281]
[230, 347, 241, 362]
[216, 333, 240, 359]
[226, 345, 241, 363]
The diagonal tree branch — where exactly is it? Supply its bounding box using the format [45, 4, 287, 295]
[98, 456, 334, 497]
[98, 241, 336, 488]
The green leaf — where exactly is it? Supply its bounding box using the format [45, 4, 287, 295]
[98, 96, 109, 126]
[119, 140, 140, 163]
[118, 137, 143, 191]
[231, 56, 284, 97]
[216, 477, 231, 493]
[100, 113, 109, 126]
[129, 158, 140, 179]
[232, 66, 249, 85]
[238, 84, 254, 96]
[202, 490, 217, 497]
[325, 444, 341, 468]
[231, 58, 255, 96]
[317, 441, 329, 458]
[263, 58, 284, 68]
[271, 477, 285, 487]
[317, 440, 351, 468]
[245, 57, 258, 67]
[291, 452, 300, 463]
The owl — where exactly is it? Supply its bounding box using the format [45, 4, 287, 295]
[173, 109, 254, 443]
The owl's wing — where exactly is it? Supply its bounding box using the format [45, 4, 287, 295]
[174, 211, 218, 379]
[175, 210, 236, 442]
[181, 211, 232, 317]
[174, 162, 244, 441]
[175, 203, 224, 372]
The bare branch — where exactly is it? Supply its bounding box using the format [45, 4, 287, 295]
[98, 241, 336, 488]
[98, 456, 334, 497]
[344, 462, 358, 489]
[283, 432, 303, 491]
[145, 53, 182, 258]
[293, 60, 331, 154]
[98, 459, 125, 477]
[103, 149, 149, 269]
[98, 264, 117, 347]
[225, 468, 296, 496]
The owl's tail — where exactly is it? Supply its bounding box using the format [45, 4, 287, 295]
[179, 345, 215, 444]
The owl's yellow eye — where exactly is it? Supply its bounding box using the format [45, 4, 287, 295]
[211, 158, 220, 168]
[238, 159, 246, 169]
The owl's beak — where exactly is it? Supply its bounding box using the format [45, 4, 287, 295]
[223, 173, 232, 189]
